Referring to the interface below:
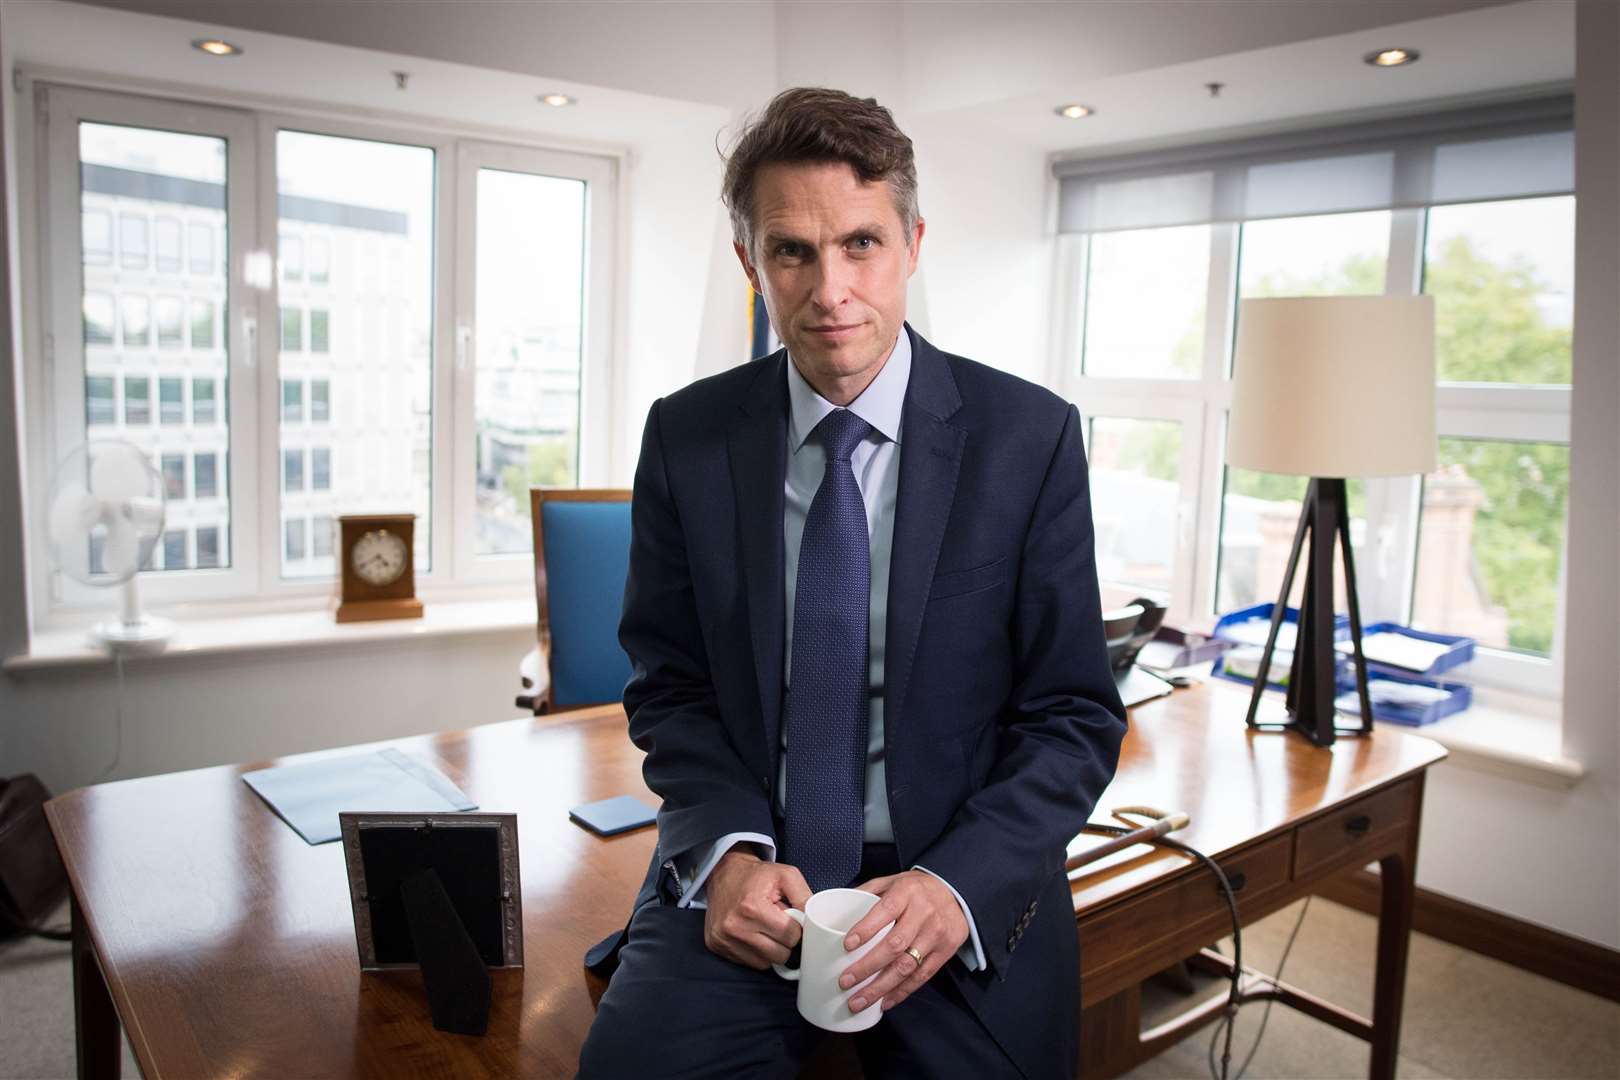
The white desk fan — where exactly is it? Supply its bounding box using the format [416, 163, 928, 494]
[48, 439, 175, 652]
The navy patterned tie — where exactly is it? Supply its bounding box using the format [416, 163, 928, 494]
[783, 408, 873, 892]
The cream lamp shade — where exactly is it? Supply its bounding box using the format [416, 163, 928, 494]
[1228, 295, 1437, 478]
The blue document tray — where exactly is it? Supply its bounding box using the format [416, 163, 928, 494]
[1209, 603, 1351, 690]
[1334, 668, 1472, 727]
[1335, 622, 1475, 679]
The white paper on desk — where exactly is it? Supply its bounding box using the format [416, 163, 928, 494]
[241, 748, 476, 845]
[1335, 631, 1451, 673]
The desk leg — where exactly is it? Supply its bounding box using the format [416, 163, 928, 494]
[1370, 774, 1424, 1080]
[71, 893, 121, 1080]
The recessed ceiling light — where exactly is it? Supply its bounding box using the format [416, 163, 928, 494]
[539, 93, 577, 107]
[1364, 47, 1419, 68]
[1054, 104, 1094, 120]
[191, 38, 243, 57]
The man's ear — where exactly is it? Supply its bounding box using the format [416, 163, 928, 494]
[734, 241, 762, 294]
[906, 217, 926, 277]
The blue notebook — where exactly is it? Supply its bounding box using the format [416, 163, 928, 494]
[242, 748, 477, 845]
[570, 795, 657, 837]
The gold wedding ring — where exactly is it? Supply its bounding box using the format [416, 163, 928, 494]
[906, 946, 924, 964]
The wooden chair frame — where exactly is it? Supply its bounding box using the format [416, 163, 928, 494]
[519, 487, 633, 715]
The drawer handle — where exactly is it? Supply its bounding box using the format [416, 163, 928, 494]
[1221, 870, 1248, 895]
[1345, 814, 1372, 836]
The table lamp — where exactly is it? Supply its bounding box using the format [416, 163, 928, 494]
[1228, 295, 1436, 747]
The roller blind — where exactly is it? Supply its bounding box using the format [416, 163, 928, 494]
[1054, 94, 1573, 234]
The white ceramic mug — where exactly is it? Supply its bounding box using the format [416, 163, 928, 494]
[772, 888, 894, 1032]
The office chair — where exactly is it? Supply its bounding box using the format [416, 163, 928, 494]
[517, 488, 634, 715]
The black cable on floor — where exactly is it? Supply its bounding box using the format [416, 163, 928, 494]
[1081, 825, 1244, 1080]
[1232, 895, 1313, 1079]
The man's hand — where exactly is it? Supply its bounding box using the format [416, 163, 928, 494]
[839, 870, 969, 1012]
[702, 847, 813, 970]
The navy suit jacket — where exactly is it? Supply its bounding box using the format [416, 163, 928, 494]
[590, 325, 1127, 1077]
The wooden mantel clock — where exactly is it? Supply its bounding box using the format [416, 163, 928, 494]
[335, 514, 424, 624]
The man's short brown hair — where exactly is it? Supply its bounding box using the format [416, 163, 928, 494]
[721, 87, 918, 257]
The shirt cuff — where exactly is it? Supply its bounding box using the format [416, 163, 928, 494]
[914, 865, 987, 972]
[668, 832, 777, 909]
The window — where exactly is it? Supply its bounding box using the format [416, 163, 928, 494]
[279, 128, 437, 579]
[282, 379, 303, 423]
[37, 84, 614, 611]
[188, 222, 213, 274]
[154, 217, 182, 272]
[119, 213, 148, 269]
[120, 295, 150, 348]
[283, 448, 304, 492]
[470, 163, 588, 555]
[83, 292, 114, 345]
[124, 376, 150, 425]
[155, 296, 184, 349]
[284, 518, 306, 561]
[161, 453, 185, 500]
[159, 377, 184, 425]
[311, 514, 334, 558]
[1080, 225, 1209, 379]
[86, 377, 115, 426]
[281, 306, 303, 352]
[194, 452, 219, 499]
[1085, 417, 1183, 593]
[280, 232, 304, 282]
[1425, 198, 1574, 385]
[162, 530, 188, 570]
[190, 298, 215, 350]
[308, 235, 331, 284]
[192, 377, 217, 425]
[311, 447, 331, 491]
[82, 210, 112, 265]
[1054, 114, 1573, 694]
[309, 309, 330, 353]
[196, 526, 221, 568]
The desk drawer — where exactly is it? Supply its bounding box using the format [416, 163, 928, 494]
[1079, 833, 1291, 982]
[1293, 780, 1416, 882]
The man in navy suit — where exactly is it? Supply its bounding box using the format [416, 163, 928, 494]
[580, 87, 1127, 1078]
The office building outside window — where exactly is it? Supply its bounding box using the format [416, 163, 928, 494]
[75, 119, 232, 576]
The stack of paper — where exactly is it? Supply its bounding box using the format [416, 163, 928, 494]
[1335, 631, 1451, 673]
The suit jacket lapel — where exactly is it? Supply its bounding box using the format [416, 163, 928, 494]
[729, 352, 789, 774]
[885, 327, 966, 757]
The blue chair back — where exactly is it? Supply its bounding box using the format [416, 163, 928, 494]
[532, 490, 633, 710]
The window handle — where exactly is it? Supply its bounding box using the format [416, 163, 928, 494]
[456, 323, 472, 373]
[242, 314, 257, 370]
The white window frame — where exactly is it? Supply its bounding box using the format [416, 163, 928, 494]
[449, 141, 617, 585]
[1054, 202, 1571, 698]
[22, 75, 620, 622]
[34, 83, 263, 608]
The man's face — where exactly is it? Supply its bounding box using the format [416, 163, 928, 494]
[735, 161, 924, 398]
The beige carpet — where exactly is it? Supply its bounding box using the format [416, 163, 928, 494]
[1122, 898, 1619, 1080]
[1, 897, 1614, 1079]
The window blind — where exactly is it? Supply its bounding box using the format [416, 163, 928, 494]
[1054, 93, 1573, 234]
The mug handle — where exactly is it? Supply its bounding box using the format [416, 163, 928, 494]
[771, 909, 807, 981]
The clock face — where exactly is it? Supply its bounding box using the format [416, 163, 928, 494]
[351, 529, 408, 587]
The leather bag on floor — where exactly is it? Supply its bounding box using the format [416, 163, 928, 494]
[0, 774, 71, 941]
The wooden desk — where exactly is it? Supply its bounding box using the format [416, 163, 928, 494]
[47, 680, 1444, 1079]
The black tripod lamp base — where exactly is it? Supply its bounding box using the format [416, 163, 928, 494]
[1240, 477, 1376, 749]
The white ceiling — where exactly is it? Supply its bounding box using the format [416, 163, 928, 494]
[29, 0, 1571, 155]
